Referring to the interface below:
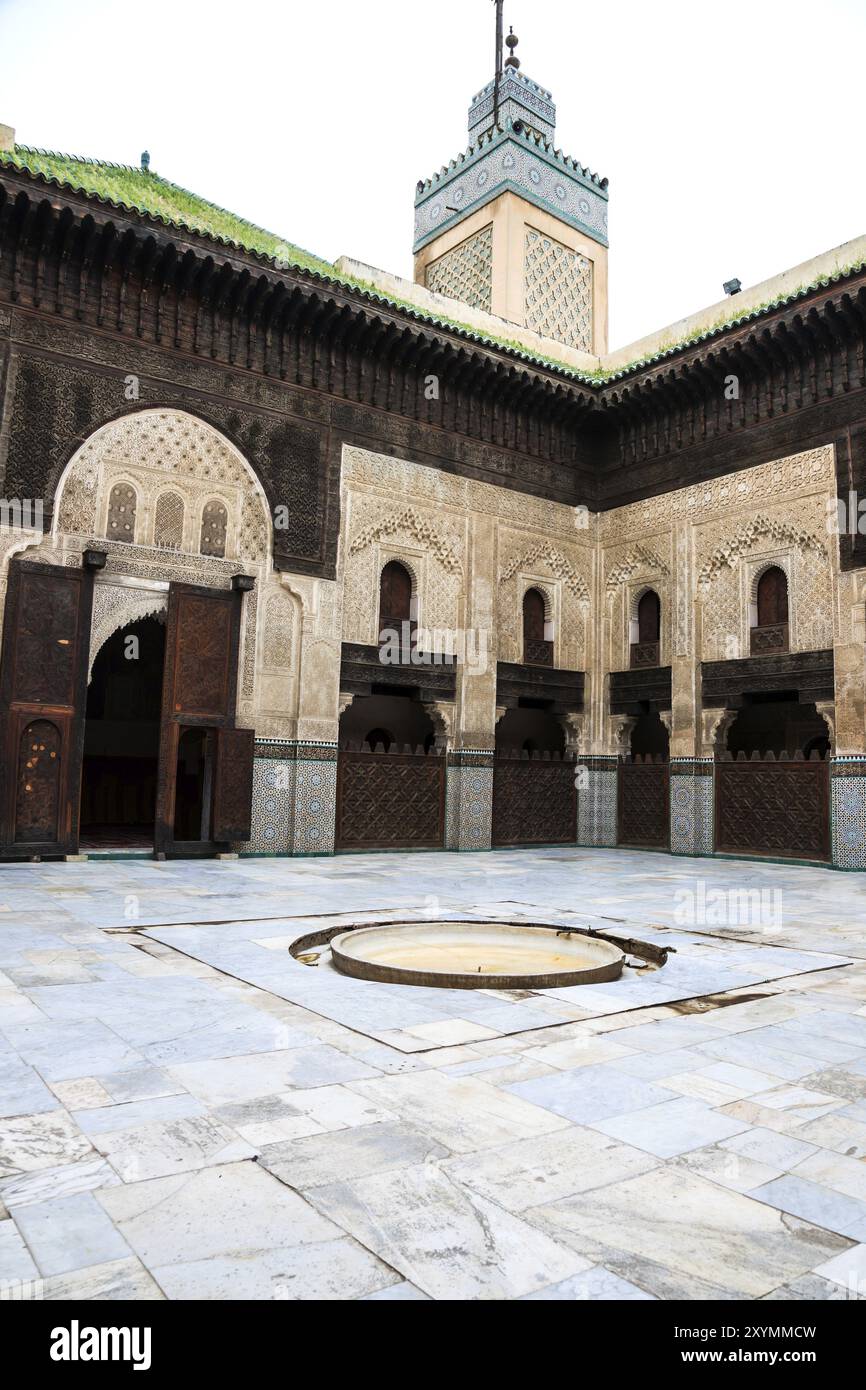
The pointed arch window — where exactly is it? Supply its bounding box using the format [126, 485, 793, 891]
[751, 567, 789, 654]
[523, 588, 553, 666]
[378, 561, 415, 638]
[630, 590, 661, 668]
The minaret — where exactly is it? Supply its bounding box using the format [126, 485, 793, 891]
[413, 19, 608, 354]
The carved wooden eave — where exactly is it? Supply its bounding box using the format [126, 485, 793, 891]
[700, 650, 835, 709]
[4, 164, 866, 572]
[0, 170, 597, 431]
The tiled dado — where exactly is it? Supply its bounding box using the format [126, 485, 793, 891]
[446, 751, 494, 851]
[670, 759, 714, 857]
[243, 741, 337, 856]
[577, 756, 617, 848]
[831, 758, 866, 871]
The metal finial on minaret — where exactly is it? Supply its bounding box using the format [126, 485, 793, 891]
[492, 0, 504, 129]
[140, 150, 150, 172]
[505, 26, 520, 69]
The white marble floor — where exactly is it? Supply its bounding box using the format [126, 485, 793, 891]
[1, 847, 866, 1301]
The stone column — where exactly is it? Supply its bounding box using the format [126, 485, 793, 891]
[667, 520, 715, 855]
[290, 577, 341, 855]
[830, 571, 866, 869]
[446, 516, 498, 850]
[576, 548, 618, 846]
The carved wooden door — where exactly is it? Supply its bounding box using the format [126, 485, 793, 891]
[154, 583, 253, 856]
[0, 559, 96, 858]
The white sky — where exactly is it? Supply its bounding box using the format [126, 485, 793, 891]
[2, 0, 865, 350]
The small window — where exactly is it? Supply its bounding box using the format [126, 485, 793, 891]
[523, 588, 552, 666]
[752, 567, 789, 654]
[379, 561, 413, 633]
[200, 500, 228, 558]
[637, 591, 660, 643]
[757, 567, 789, 626]
[107, 483, 137, 542]
[154, 491, 184, 550]
[630, 591, 661, 669]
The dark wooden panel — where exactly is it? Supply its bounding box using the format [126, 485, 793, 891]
[701, 651, 834, 708]
[610, 665, 672, 715]
[13, 716, 64, 844]
[0, 559, 95, 857]
[617, 757, 670, 849]
[171, 591, 236, 719]
[335, 748, 445, 851]
[213, 727, 255, 842]
[495, 662, 584, 714]
[491, 755, 576, 846]
[154, 582, 246, 856]
[715, 756, 830, 862]
[340, 642, 457, 702]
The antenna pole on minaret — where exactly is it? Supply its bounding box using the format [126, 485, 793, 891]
[492, 0, 504, 130]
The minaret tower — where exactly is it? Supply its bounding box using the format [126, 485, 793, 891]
[413, 9, 609, 354]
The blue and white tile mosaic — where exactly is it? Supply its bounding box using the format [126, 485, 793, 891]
[831, 760, 866, 870]
[670, 762, 714, 857]
[577, 762, 617, 847]
[445, 757, 493, 851]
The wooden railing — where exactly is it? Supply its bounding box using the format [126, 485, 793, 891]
[523, 637, 553, 666]
[750, 622, 789, 655]
[630, 640, 660, 669]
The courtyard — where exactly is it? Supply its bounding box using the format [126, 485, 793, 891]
[1, 847, 866, 1301]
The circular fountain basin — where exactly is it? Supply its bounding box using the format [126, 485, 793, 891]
[328, 921, 625, 990]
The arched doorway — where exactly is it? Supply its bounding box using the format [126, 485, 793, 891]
[80, 616, 166, 850]
[491, 707, 575, 846]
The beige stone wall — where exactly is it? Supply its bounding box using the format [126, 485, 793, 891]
[340, 445, 594, 749]
[413, 191, 608, 355]
[5, 411, 861, 763]
[598, 445, 841, 756]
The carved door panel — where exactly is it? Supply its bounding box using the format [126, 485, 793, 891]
[491, 754, 577, 846]
[154, 583, 249, 856]
[617, 757, 670, 849]
[213, 727, 255, 842]
[0, 559, 96, 858]
[335, 747, 445, 850]
[715, 757, 829, 862]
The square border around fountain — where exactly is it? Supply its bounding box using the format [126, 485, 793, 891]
[142, 906, 854, 1054]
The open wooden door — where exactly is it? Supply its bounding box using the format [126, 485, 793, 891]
[0, 557, 98, 859]
[154, 581, 254, 856]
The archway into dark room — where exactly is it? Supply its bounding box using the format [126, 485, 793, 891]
[79, 615, 166, 850]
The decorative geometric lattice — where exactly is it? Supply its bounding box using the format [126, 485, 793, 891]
[107, 482, 137, 542]
[200, 500, 227, 557]
[154, 491, 184, 550]
[263, 589, 294, 669]
[425, 225, 493, 312]
[492, 757, 576, 846]
[336, 750, 445, 849]
[524, 228, 593, 351]
[715, 759, 830, 862]
[618, 760, 670, 848]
